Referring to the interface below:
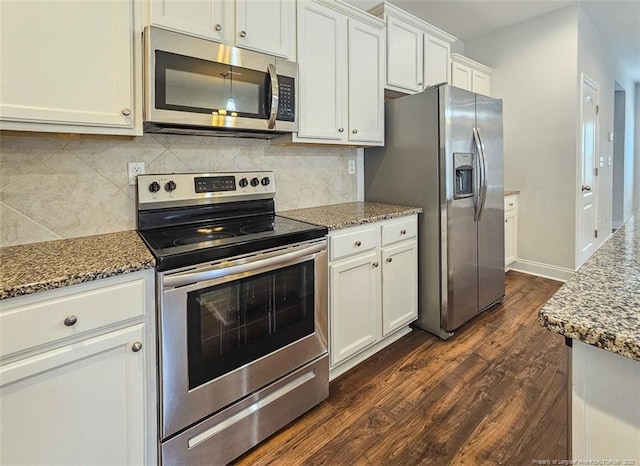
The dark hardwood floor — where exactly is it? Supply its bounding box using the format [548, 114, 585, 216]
[235, 271, 566, 465]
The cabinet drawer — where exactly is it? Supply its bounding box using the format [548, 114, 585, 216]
[504, 195, 518, 212]
[382, 216, 417, 246]
[330, 226, 378, 261]
[0, 277, 148, 358]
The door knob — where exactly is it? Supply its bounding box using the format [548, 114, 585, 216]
[582, 185, 592, 192]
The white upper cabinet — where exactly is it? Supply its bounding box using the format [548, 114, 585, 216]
[0, 0, 141, 135]
[296, 1, 347, 141]
[370, 2, 456, 94]
[347, 17, 385, 144]
[148, 0, 296, 59]
[385, 15, 424, 93]
[149, 0, 233, 44]
[450, 53, 493, 96]
[279, 0, 385, 146]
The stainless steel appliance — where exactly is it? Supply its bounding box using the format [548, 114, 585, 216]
[365, 84, 505, 340]
[136, 172, 328, 465]
[144, 26, 297, 138]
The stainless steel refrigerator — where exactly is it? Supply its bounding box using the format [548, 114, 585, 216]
[365, 84, 504, 340]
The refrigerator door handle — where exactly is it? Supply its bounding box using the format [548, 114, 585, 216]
[473, 127, 488, 222]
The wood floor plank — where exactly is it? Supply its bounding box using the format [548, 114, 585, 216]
[234, 271, 566, 465]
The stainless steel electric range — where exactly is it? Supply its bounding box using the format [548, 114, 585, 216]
[136, 171, 329, 466]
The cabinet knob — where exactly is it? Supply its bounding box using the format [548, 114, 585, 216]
[372, 262, 379, 268]
[386, 257, 393, 263]
[63, 315, 78, 327]
[131, 342, 143, 353]
[352, 129, 358, 134]
[418, 82, 423, 87]
[355, 241, 362, 247]
[400, 229, 406, 235]
[508, 203, 514, 207]
[240, 30, 247, 38]
[121, 108, 131, 116]
[215, 24, 222, 31]
[338, 127, 344, 133]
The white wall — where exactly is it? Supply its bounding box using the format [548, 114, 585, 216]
[635, 83, 640, 212]
[465, 5, 580, 272]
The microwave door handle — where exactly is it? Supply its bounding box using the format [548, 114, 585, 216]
[267, 64, 279, 129]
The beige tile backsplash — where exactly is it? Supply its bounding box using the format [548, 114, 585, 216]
[0, 134, 357, 247]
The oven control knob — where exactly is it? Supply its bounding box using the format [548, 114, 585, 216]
[148, 181, 161, 193]
[250, 177, 260, 187]
[261, 177, 271, 186]
[165, 180, 176, 192]
[239, 177, 248, 188]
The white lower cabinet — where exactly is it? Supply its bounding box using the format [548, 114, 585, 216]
[329, 215, 418, 379]
[504, 194, 518, 268]
[0, 270, 156, 465]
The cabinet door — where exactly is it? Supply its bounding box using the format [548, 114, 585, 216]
[149, 0, 233, 43]
[451, 62, 472, 91]
[235, 0, 295, 58]
[0, 0, 136, 132]
[0, 325, 146, 465]
[385, 15, 423, 93]
[424, 34, 450, 88]
[330, 251, 380, 367]
[505, 212, 516, 266]
[472, 69, 491, 96]
[348, 19, 384, 145]
[381, 240, 418, 336]
[296, 1, 347, 141]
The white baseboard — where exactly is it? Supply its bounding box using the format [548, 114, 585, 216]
[508, 258, 574, 282]
[329, 326, 412, 381]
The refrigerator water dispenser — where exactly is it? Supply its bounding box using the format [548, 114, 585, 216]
[454, 153, 473, 199]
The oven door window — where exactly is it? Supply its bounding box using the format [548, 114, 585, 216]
[187, 261, 315, 389]
[155, 50, 270, 119]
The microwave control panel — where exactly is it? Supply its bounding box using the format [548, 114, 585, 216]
[277, 76, 295, 122]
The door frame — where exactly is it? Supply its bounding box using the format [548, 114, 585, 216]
[575, 73, 600, 268]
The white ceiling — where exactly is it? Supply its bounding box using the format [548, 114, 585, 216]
[346, 0, 640, 82]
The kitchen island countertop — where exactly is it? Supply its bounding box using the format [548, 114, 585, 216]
[538, 214, 640, 362]
[279, 201, 422, 230]
[0, 230, 154, 301]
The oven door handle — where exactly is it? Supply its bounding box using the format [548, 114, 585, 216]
[163, 240, 326, 289]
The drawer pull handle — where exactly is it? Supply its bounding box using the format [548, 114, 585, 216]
[400, 229, 407, 235]
[63, 315, 78, 327]
[372, 262, 379, 268]
[386, 257, 393, 263]
[131, 342, 143, 353]
[355, 241, 362, 247]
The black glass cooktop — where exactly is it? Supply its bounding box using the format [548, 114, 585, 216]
[138, 214, 327, 271]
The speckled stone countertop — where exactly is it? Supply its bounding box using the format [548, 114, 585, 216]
[279, 202, 422, 230]
[504, 189, 520, 196]
[0, 231, 154, 301]
[539, 214, 640, 362]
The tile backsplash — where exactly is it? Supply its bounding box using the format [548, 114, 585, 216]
[0, 134, 357, 247]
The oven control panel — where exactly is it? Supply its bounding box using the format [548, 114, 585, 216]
[137, 171, 275, 206]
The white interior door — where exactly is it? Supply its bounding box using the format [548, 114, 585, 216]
[577, 75, 599, 267]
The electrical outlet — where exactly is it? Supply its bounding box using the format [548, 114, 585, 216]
[348, 160, 356, 175]
[128, 162, 145, 185]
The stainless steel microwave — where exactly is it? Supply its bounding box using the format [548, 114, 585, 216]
[143, 26, 297, 138]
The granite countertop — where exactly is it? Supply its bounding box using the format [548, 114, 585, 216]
[539, 214, 640, 362]
[504, 189, 520, 196]
[0, 231, 154, 301]
[279, 201, 422, 230]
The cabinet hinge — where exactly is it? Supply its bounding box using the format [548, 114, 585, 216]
[595, 105, 599, 115]
[595, 229, 598, 238]
[595, 167, 598, 176]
